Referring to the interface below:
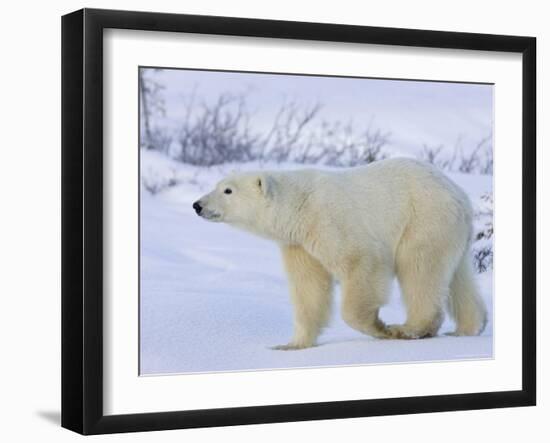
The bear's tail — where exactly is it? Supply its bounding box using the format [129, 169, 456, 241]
[447, 252, 487, 336]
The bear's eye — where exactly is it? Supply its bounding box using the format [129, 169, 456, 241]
[224, 188, 232, 195]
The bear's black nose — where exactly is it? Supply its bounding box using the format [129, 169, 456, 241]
[192, 201, 202, 215]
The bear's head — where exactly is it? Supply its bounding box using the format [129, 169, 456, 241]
[193, 172, 276, 231]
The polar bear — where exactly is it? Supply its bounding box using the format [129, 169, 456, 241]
[193, 158, 487, 350]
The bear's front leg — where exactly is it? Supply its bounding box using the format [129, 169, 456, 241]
[340, 258, 393, 339]
[272, 245, 333, 350]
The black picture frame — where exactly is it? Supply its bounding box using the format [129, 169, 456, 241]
[61, 8, 536, 435]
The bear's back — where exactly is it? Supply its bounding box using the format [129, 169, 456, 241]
[298, 158, 472, 253]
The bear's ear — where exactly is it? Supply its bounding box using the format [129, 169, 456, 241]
[257, 174, 275, 198]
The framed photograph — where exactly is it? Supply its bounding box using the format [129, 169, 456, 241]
[61, 8, 536, 435]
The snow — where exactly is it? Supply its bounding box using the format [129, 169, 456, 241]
[139, 151, 493, 375]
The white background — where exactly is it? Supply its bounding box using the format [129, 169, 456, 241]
[0, 0, 546, 441]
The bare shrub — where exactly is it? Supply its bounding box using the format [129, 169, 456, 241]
[141, 167, 179, 195]
[175, 93, 259, 166]
[172, 92, 390, 167]
[259, 102, 322, 164]
[456, 135, 492, 174]
[472, 192, 494, 273]
[473, 247, 493, 273]
[148, 128, 172, 155]
[139, 69, 168, 151]
[420, 143, 455, 170]
[420, 134, 493, 175]
[311, 121, 390, 167]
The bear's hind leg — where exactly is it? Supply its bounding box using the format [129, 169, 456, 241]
[273, 244, 333, 350]
[340, 259, 392, 339]
[389, 254, 451, 339]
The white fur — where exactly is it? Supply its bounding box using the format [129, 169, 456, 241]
[195, 158, 487, 349]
